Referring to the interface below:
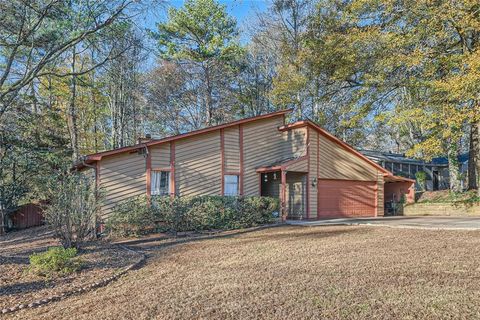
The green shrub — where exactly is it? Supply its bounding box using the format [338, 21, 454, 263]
[152, 195, 279, 232]
[415, 171, 427, 190]
[106, 195, 156, 236]
[107, 195, 280, 236]
[29, 247, 83, 276]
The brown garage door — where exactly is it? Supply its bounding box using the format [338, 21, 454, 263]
[318, 180, 376, 218]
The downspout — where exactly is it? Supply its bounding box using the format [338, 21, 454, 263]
[144, 144, 151, 200]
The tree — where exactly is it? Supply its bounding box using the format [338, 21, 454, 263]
[301, 0, 480, 192]
[154, 0, 243, 126]
[104, 28, 147, 148]
[235, 38, 277, 117]
[0, 0, 137, 122]
[43, 171, 102, 249]
[0, 0, 147, 232]
[265, 0, 314, 119]
[145, 61, 203, 134]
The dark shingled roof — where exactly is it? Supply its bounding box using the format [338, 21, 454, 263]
[360, 149, 469, 167]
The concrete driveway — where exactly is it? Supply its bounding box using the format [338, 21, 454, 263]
[286, 216, 480, 230]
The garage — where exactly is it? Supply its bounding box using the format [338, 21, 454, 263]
[318, 180, 376, 218]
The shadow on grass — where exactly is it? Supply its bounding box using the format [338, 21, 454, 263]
[0, 255, 29, 266]
[0, 277, 74, 297]
[117, 224, 368, 253]
[0, 227, 53, 247]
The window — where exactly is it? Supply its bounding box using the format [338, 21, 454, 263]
[151, 171, 170, 196]
[224, 175, 239, 196]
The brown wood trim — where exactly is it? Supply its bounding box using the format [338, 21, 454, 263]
[224, 171, 240, 175]
[95, 161, 101, 190]
[85, 109, 292, 162]
[151, 167, 172, 172]
[281, 170, 287, 221]
[306, 127, 310, 219]
[258, 173, 262, 196]
[317, 178, 377, 183]
[146, 147, 151, 199]
[220, 128, 225, 196]
[170, 142, 175, 197]
[239, 124, 244, 195]
[255, 155, 309, 173]
[317, 131, 320, 219]
[281, 156, 308, 170]
[256, 166, 282, 173]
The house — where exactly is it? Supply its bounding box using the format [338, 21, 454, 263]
[78, 110, 414, 220]
[429, 153, 470, 190]
[360, 150, 450, 191]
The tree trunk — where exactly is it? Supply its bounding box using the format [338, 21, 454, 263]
[475, 121, 480, 197]
[468, 122, 478, 190]
[68, 46, 79, 161]
[447, 143, 462, 192]
[204, 64, 213, 126]
[0, 205, 4, 235]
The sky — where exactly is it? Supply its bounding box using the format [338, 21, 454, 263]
[138, 0, 270, 42]
[135, 0, 270, 68]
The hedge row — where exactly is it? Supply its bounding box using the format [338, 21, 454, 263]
[106, 195, 280, 237]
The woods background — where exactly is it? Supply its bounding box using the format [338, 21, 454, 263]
[1, 0, 479, 219]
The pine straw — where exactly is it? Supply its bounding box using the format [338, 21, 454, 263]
[0, 226, 138, 310]
[7, 225, 480, 320]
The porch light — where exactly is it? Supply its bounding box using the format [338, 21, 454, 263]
[264, 173, 268, 182]
[273, 172, 277, 180]
[312, 177, 317, 187]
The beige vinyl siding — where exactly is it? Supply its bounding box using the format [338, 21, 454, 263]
[243, 117, 307, 195]
[283, 127, 307, 158]
[309, 129, 318, 218]
[287, 158, 308, 172]
[151, 143, 170, 168]
[175, 131, 221, 196]
[224, 126, 240, 172]
[99, 152, 146, 219]
[377, 173, 384, 216]
[318, 133, 377, 181]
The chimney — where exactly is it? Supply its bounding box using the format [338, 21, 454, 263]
[138, 133, 152, 144]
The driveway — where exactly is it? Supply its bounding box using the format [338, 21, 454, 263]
[286, 216, 480, 230]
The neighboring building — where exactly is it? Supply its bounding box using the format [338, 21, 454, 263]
[430, 153, 470, 190]
[78, 110, 414, 220]
[360, 150, 450, 191]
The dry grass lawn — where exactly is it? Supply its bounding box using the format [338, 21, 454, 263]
[7, 225, 480, 320]
[0, 226, 138, 309]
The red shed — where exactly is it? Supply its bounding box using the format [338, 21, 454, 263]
[10, 203, 44, 229]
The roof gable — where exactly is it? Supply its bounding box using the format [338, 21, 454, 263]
[279, 121, 391, 175]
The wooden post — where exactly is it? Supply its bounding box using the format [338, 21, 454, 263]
[170, 142, 176, 197]
[146, 146, 151, 201]
[317, 131, 320, 219]
[220, 129, 225, 196]
[306, 127, 310, 219]
[239, 124, 244, 196]
[281, 170, 287, 221]
[146, 147, 151, 197]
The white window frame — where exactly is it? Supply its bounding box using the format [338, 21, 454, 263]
[224, 175, 239, 196]
[151, 170, 170, 196]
